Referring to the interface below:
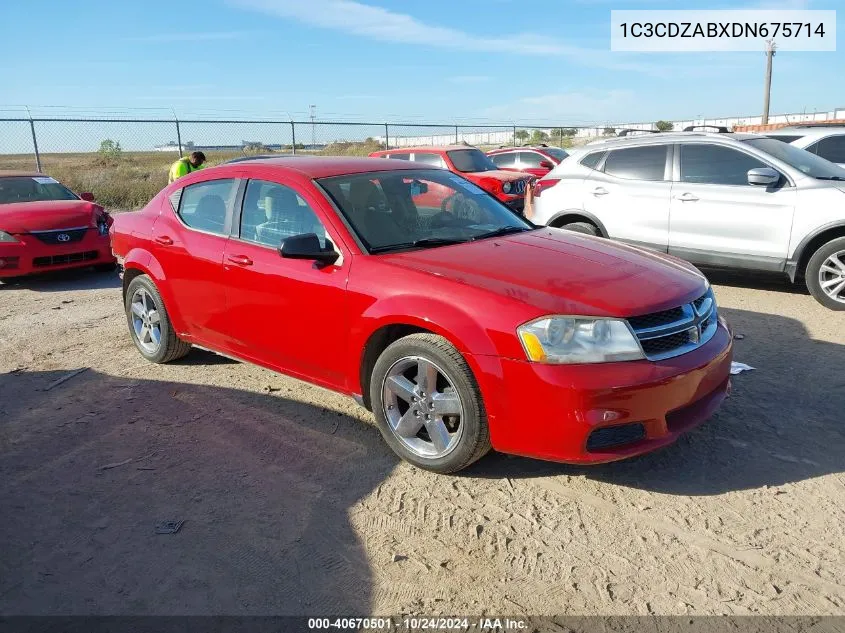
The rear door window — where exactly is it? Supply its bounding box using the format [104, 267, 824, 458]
[806, 136, 845, 163]
[412, 152, 446, 168]
[603, 145, 668, 181]
[177, 179, 237, 235]
[490, 152, 518, 168]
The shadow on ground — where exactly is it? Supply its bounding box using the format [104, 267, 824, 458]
[0, 268, 121, 292]
[468, 307, 845, 495]
[700, 268, 809, 296]
[0, 368, 397, 615]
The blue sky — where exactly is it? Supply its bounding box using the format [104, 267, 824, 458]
[0, 0, 841, 125]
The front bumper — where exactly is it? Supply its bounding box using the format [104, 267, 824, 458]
[0, 229, 116, 278]
[482, 317, 733, 463]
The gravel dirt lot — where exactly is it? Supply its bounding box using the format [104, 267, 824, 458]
[1, 268, 843, 617]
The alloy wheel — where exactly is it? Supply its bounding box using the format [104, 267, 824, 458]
[381, 356, 464, 459]
[130, 287, 162, 354]
[819, 249, 845, 304]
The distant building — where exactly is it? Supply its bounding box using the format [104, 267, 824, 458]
[152, 140, 287, 152]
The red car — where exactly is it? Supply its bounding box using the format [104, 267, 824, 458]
[111, 157, 733, 474]
[369, 146, 534, 214]
[487, 145, 569, 177]
[0, 171, 116, 279]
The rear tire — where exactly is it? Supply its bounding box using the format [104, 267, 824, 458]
[370, 334, 491, 474]
[560, 221, 599, 236]
[124, 275, 192, 363]
[806, 237, 845, 310]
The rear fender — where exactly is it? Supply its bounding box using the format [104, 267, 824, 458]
[121, 249, 188, 335]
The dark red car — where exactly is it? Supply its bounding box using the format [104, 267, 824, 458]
[487, 145, 569, 177]
[0, 172, 115, 279]
[111, 157, 733, 473]
[369, 146, 534, 214]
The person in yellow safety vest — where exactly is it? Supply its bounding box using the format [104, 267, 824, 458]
[168, 151, 207, 183]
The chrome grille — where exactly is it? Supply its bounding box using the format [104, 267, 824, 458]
[30, 227, 88, 245]
[628, 288, 718, 361]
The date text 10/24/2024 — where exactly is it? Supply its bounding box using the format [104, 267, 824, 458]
[307, 617, 529, 631]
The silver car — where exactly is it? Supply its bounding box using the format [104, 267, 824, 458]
[530, 131, 845, 310]
[764, 126, 845, 168]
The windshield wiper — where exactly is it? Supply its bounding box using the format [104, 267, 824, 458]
[369, 237, 469, 254]
[471, 226, 533, 241]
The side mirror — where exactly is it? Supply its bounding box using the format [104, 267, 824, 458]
[279, 233, 339, 265]
[539, 160, 554, 170]
[747, 167, 780, 186]
[79, 192, 95, 202]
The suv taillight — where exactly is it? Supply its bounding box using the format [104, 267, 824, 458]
[534, 178, 560, 197]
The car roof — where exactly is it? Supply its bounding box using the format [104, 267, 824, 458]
[376, 145, 474, 153]
[0, 170, 47, 178]
[212, 156, 432, 178]
[766, 126, 845, 136]
[584, 131, 762, 148]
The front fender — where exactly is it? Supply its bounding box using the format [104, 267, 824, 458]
[350, 294, 508, 433]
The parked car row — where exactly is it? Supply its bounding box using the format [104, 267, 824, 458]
[528, 129, 845, 310]
[4, 124, 842, 475]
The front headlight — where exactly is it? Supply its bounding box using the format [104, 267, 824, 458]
[0, 231, 19, 243]
[502, 182, 513, 194]
[517, 316, 644, 364]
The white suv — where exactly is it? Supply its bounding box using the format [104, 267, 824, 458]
[530, 131, 845, 310]
[764, 126, 845, 168]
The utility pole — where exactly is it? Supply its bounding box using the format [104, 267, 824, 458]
[762, 39, 776, 125]
[309, 104, 316, 150]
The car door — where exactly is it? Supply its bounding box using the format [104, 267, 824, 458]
[518, 151, 554, 177]
[152, 177, 238, 346]
[221, 177, 350, 389]
[582, 144, 671, 251]
[669, 142, 796, 270]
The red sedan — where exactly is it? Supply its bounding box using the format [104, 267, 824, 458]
[111, 157, 732, 473]
[0, 172, 116, 279]
[369, 146, 534, 214]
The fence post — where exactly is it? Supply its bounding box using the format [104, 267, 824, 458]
[512, 125, 517, 147]
[29, 119, 43, 173]
[175, 119, 184, 157]
[291, 121, 296, 155]
[455, 125, 459, 144]
[384, 123, 390, 150]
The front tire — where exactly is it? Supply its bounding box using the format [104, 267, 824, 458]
[370, 334, 491, 474]
[805, 237, 845, 310]
[124, 275, 192, 362]
[561, 221, 599, 236]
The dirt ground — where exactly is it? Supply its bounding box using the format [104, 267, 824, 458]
[1, 268, 843, 617]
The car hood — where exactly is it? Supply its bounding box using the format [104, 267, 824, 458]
[464, 170, 531, 183]
[0, 200, 102, 233]
[383, 228, 709, 317]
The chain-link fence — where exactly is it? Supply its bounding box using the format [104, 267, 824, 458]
[0, 117, 598, 209]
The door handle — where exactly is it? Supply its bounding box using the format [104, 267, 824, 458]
[226, 254, 253, 266]
[675, 193, 699, 202]
[154, 235, 173, 246]
[591, 187, 609, 196]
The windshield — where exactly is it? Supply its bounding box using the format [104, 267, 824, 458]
[743, 138, 845, 179]
[446, 149, 499, 173]
[0, 176, 78, 205]
[318, 168, 533, 253]
[545, 147, 569, 161]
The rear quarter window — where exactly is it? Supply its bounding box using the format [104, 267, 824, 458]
[579, 151, 606, 170]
